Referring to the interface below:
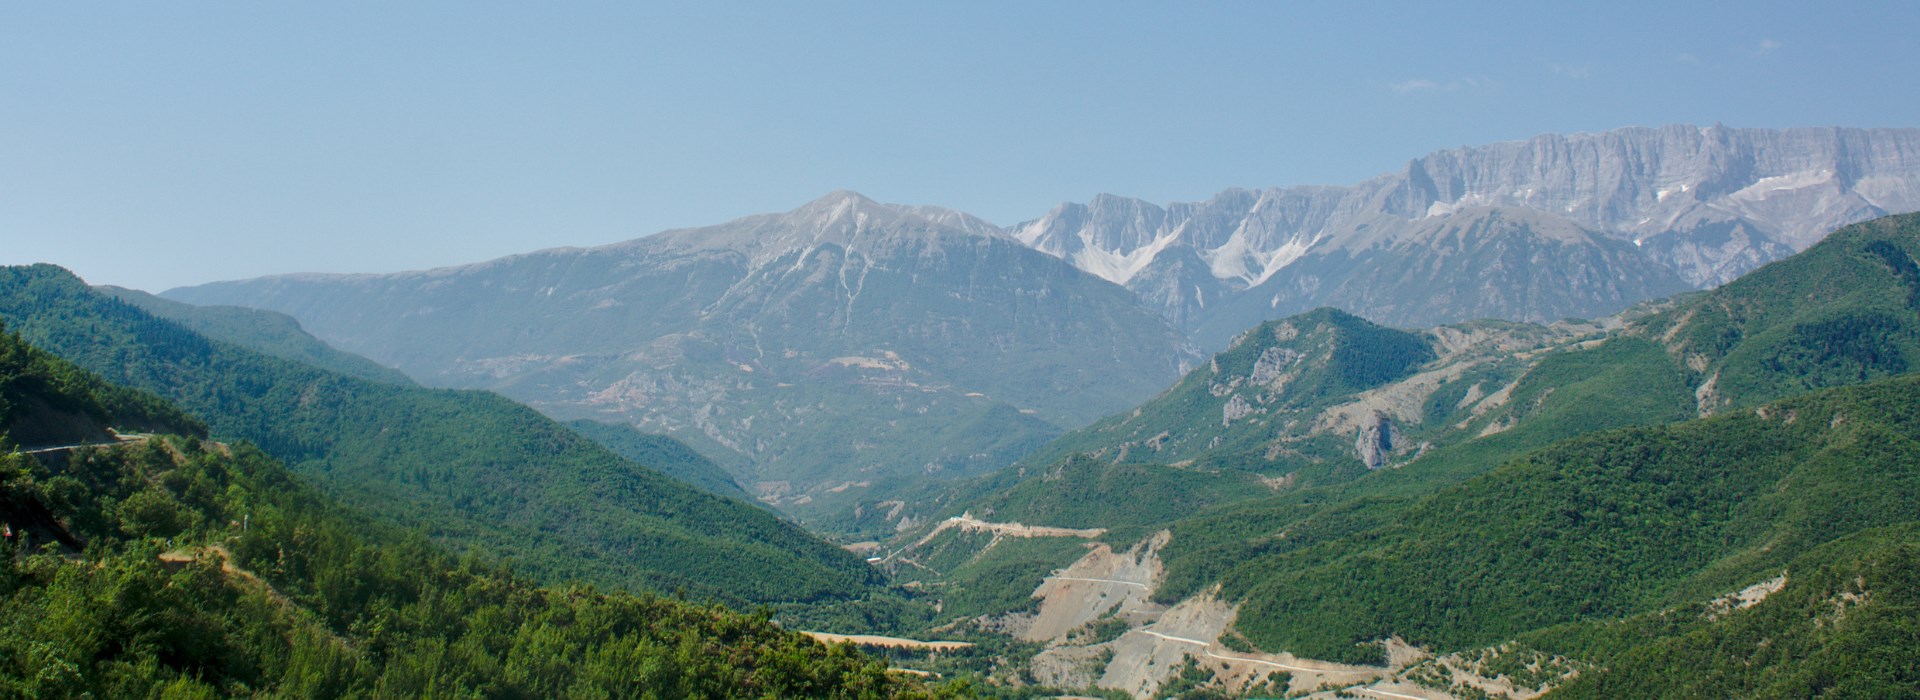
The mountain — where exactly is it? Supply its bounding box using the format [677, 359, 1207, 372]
[888, 213, 1920, 697]
[0, 264, 884, 606]
[166, 191, 1197, 525]
[0, 326, 941, 697]
[1014, 125, 1920, 346]
[985, 210, 1920, 513]
[161, 127, 1920, 529]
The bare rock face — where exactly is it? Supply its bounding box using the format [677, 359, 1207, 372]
[1014, 125, 1920, 348]
[1221, 394, 1257, 426]
[1249, 346, 1301, 388]
[1354, 410, 1397, 469]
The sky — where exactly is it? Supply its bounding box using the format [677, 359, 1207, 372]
[4, 2, 1918, 292]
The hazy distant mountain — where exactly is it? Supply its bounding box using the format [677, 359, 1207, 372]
[168, 191, 1196, 521]
[1014, 125, 1920, 346]
[165, 125, 1920, 527]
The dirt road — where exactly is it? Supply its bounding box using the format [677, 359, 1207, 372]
[801, 632, 973, 651]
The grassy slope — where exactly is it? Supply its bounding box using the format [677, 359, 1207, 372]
[1144, 215, 1920, 671]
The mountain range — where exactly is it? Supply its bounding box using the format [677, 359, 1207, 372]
[1017, 124, 1920, 345]
[8, 124, 1920, 697]
[166, 191, 1199, 525]
[164, 125, 1920, 530]
[885, 212, 1920, 697]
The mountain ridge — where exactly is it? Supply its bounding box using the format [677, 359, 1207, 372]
[161, 124, 1920, 531]
[1017, 124, 1920, 341]
[1, 264, 886, 605]
[166, 194, 1195, 528]
[878, 211, 1920, 697]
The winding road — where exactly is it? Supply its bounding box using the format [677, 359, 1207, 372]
[16, 434, 149, 455]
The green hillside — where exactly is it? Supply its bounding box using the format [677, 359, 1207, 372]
[1019, 307, 1437, 475]
[1220, 373, 1920, 662]
[889, 214, 1920, 695]
[1152, 216, 1920, 650]
[967, 214, 1920, 526]
[1539, 523, 1920, 698]
[0, 324, 203, 450]
[0, 327, 942, 697]
[968, 455, 1266, 534]
[102, 286, 415, 386]
[0, 264, 881, 607]
[565, 419, 754, 502]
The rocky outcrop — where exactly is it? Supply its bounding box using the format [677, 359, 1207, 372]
[1354, 410, 1398, 469]
[1221, 395, 1257, 426]
[1249, 345, 1301, 388]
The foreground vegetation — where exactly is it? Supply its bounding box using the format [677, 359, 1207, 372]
[0, 323, 945, 697]
[0, 264, 883, 608]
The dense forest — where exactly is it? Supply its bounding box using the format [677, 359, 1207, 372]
[563, 419, 754, 503]
[0, 264, 884, 609]
[0, 323, 948, 697]
[883, 213, 1920, 696]
[1216, 373, 1920, 662]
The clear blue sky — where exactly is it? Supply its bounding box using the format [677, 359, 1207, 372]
[4, 2, 1917, 292]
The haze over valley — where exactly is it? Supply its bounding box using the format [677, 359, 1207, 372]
[7, 4, 1920, 697]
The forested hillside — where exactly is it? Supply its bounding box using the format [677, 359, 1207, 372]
[1159, 214, 1920, 620]
[565, 419, 754, 502]
[1541, 522, 1920, 697]
[0, 325, 943, 697]
[957, 212, 1920, 547]
[1216, 373, 1920, 662]
[0, 264, 882, 607]
[102, 286, 415, 386]
[879, 213, 1920, 697]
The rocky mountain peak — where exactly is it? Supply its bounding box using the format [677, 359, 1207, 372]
[792, 189, 882, 222]
[646, 190, 1005, 265]
[1019, 125, 1920, 344]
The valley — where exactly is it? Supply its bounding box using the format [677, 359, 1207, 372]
[821, 212, 1920, 696]
[8, 129, 1920, 698]
[12, 4, 1920, 696]
[163, 125, 1920, 540]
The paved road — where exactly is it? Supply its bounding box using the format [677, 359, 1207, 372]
[16, 434, 148, 455]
